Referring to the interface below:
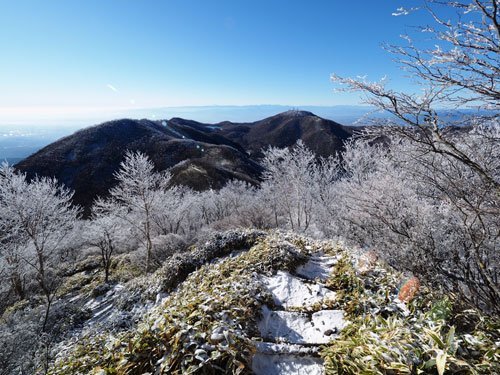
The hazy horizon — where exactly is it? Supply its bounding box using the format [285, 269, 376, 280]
[0, 0, 461, 164]
[1, 0, 431, 125]
[0, 104, 378, 128]
[0, 104, 379, 164]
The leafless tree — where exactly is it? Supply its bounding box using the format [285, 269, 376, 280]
[110, 151, 172, 273]
[260, 140, 317, 233]
[331, 0, 500, 313]
[86, 198, 128, 283]
[0, 163, 79, 330]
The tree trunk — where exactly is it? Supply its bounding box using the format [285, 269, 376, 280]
[42, 294, 52, 332]
[10, 273, 25, 300]
[145, 207, 152, 273]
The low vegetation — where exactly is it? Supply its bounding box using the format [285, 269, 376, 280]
[321, 249, 500, 374]
[47, 231, 308, 375]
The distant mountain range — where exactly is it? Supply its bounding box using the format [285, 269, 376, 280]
[14, 110, 358, 214]
[1, 105, 372, 165]
[2, 105, 481, 165]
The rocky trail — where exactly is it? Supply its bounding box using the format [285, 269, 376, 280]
[251, 251, 346, 375]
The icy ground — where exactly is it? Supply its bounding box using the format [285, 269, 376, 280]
[251, 251, 346, 375]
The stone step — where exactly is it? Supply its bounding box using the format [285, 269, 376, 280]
[260, 271, 336, 309]
[296, 256, 338, 280]
[253, 341, 320, 356]
[252, 254, 343, 375]
[251, 353, 323, 375]
[257, 305, 346, 345]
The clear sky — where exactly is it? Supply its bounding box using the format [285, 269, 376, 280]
[0, 0, 428, 123]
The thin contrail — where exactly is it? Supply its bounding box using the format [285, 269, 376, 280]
[107, 84, 118, 93]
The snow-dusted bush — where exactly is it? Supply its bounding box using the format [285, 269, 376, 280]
[150, 233, 187, 268]
[154, 229, 265, 294]
[0, 305, 40, 375]
[321, 247, 500, 374]
[328, 136, 500, 314]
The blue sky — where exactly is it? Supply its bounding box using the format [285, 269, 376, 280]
[0, 0, 428, 122]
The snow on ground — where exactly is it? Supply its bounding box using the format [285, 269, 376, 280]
[252, 254, 344, 375]
[258, 305, 345, 344]
[84, 284, 126, 325]
[260, 270, 336, 308]
[253, 342, 319, 355]
[296, 255, 338, 280]
[252, 353, 324, 375]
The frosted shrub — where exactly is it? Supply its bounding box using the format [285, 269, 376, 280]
[329, 137, 500, 314]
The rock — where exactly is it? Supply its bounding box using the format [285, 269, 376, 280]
[397, 277, 419, 303]
[471, 350, 481, 359]
[324, 328, 337, 336]
[356, 249, 378, 274]
[91, 283, 111, 298]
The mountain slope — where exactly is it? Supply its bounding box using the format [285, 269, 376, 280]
[15, 119, 262, 214]
[15, 111, 357, 213]
[25, 230, 499, 375]
[168, 110, 356, 159]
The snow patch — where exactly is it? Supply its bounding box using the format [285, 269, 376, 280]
[296, 256, 338, 280]
[258, 305, 345, 344]
[260, 271, 336, 308]
[252, 353, 323, 375]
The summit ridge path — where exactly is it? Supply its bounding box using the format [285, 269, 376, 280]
[251, 251, 347, 375]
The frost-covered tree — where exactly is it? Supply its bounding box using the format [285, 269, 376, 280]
[331, 0, 500, 313]
[309, 154, 340, 237]
[332, 0, 500, 122]
[392, 135, 500, 312]
[0, 224, 29, 302]
[151, 185, 197, 236]
[0, 163, 79, 329]
[195, 181, 256, 229]
[260, 140, 317, 233]
[227, 181, 275, 230]
[196, 180, 274, 230]
[330, 140, 442, 264]
[328, 137, 500, 313]
[110, 151, 172, 273]
[85, 198, 128, 283]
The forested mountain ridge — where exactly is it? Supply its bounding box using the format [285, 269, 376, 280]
[14, 117, 264, 214]
[14, 111, 357, 214]
[169, 109, 355, 158]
